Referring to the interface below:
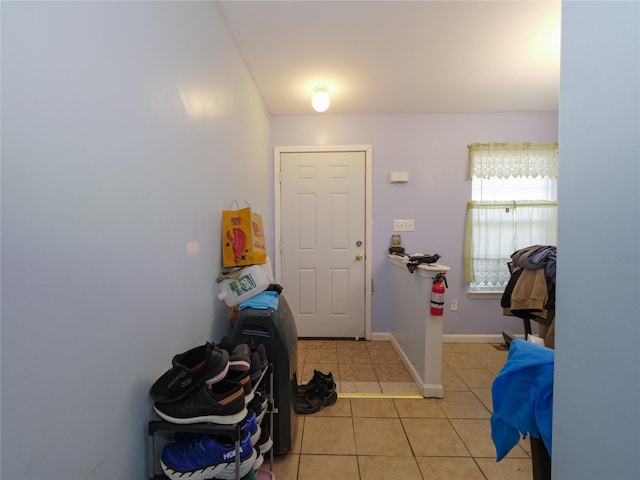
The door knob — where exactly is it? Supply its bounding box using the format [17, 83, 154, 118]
[356, 253, 363, 261]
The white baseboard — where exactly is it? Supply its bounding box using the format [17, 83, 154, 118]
[442, 334, 504, 343]
[443, 334, 525, 343]
[371, 332, 391, 341]
[373, 332, 523, 344]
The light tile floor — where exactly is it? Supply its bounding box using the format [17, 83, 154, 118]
[259, 340, 534, 480]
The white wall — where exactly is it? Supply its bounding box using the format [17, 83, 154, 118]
[554, 1, 640, 478]
[1, 2, 272, 478]
[272, 112, 558, 336]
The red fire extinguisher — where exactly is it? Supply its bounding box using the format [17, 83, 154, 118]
[430, 273, 448, 316]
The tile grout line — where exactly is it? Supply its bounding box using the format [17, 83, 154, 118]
[291, 340, 515, 480]
[338, 392, 423, 399]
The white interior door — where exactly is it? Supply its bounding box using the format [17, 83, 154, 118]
[277, 148, 369, 338]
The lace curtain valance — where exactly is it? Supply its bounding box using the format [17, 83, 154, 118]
[469, 142, 559, 179]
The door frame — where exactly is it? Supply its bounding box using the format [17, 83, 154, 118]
[274, 145, 373, 340]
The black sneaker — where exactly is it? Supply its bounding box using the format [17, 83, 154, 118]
[204, 361, 230, 386]
[252, 343, 268, 370]
[153, 379, 247, 424]
[296, 386, 338, 414]
[249, 352, 264, 386]
[253, 447, 264, 471]
[221, 342, 252, 371]
[296, 370, 337, 415]
[248, 388, 268, 424]
[257, 420, 273, 454]
[225, 369, 254, 404]
[150, 343, 229, 404]
[298, 370, 335, 394]
[220, 336, 268, 369]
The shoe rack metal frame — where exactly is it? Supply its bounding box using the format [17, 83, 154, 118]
[147, 363, 274, 480]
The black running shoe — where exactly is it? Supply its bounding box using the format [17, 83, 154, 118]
[296, 370, 337, 415]
[221, 342, 252, 371]
[253, 447, 264, 471]
[249, 352, 263, 386]
[252, 343, 268, 370]
[298, 370, 335, 394]
[225, 369, 253, 404]
[248, 388, 268, 424]
[153, 379, 247, 425]
[296, 386, 338, 414]
[257, 420, 273, 454]
[150, 343, 229, 404]
[219, 337, 268, 369]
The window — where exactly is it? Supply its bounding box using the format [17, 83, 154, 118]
[464, 142, 558, 293]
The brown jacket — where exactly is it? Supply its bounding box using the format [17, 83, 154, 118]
[503, 268, 549, 320]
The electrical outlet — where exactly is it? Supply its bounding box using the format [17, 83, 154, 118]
[450, 299, 458, 311]
[393, 219, 414, 231]
[186, 241, 200, 255]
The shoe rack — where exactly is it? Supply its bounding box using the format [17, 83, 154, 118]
[147, 364, 274, 480]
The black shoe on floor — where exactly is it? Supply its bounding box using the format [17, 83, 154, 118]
[150, 342, 229, 404]
[298, 370, 335, 394]
[296, 385, 338, 414]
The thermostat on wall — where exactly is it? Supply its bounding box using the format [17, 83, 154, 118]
[389, 171, 410, 183]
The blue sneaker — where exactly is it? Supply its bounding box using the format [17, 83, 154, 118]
[239, 409, 260, 448]
[161, 429, 257, 480]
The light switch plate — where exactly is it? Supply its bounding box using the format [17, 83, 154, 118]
[393, 219, 414, 231]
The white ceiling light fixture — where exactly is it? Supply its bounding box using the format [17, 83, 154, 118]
[311, 87, 330, 112]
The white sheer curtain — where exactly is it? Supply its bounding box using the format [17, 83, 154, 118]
[464, 201, 558, 286]
[465, 142, 559, 288]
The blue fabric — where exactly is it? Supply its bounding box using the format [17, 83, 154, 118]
[239, 291, 279, 310]
[491, 338, 554, 461]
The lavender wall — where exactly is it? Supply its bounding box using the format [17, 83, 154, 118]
[1, 2, 271, 478]
[271, 112, 558, 336]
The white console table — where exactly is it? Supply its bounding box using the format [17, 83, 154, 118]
[389, 255, 450, 398]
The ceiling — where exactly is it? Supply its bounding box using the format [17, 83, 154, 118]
[217, 0, 561, 116]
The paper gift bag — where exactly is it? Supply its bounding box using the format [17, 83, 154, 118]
[250, 211, 267, 264]
[222, 202, 267, 267]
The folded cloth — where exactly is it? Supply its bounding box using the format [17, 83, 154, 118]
[511, 245, 557, 285]
[491, 339, 554, 461]
[239, 291, 279, 311]
[406, 253, 441, 273]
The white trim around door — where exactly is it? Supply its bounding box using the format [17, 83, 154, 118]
[274, 145, 373, 340]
